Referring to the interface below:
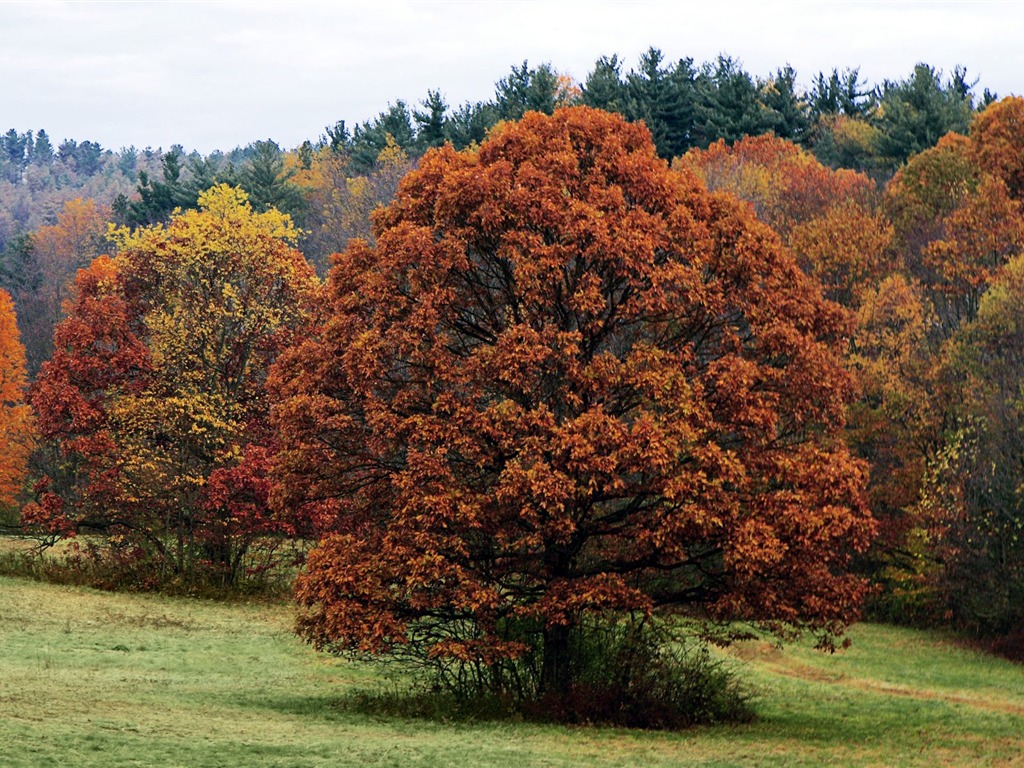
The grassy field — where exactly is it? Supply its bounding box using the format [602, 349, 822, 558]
[1, 574, 1023, 767]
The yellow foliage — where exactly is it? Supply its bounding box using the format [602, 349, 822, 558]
[102, 185, 318, 516]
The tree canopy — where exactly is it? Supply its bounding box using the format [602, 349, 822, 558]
[271, 107, 874, 698]
[0, 288, 33, 513]
[28, 185, 319, 586]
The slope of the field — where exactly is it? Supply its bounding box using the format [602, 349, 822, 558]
[1, 575, 1022, 767]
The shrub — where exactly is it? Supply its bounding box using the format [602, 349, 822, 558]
[350, 615, 755, 730]
[531, 617, 756, 729]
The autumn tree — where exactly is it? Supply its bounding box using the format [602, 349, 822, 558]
[919, 254, 1024, 639]
[920, 175, 1024, 329]
[885, 133, 979, 260]
[886, 132, 1024, 337]
[678, 134, 891, 308]
[28, 186, 319, 587]
[272, 108, 873, 701]
[0, 288, 33, 520]
[968, 95, 1024, 201]
[300, 138, 412, 275]
[845, 275, 945, 617]
[15, 197, 109, 374]
[810, 113, 884, 175]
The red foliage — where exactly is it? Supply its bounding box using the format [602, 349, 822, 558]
[272, 108, 874, 688]
[29, 188, 318, 587]
[679, 135, 891, 307]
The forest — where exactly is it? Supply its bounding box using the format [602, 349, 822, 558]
[1, 49, 1024, 731]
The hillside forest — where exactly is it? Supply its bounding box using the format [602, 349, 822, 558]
[2, 50, 1024, 723]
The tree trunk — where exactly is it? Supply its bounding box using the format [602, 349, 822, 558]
[540, 623, 572, 695]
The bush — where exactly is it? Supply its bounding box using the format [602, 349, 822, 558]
[529, 617, 756, 729]
[352, 615, 755, 730]
[0, 535, 303, 599]
[991, 624, 1024, 663]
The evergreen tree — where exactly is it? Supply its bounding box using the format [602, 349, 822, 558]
[494, 61, 560, 120]
[322, 120, 351, 153]
[117, 146, 139, 180]
[124, 150, 195, 226]
[443, 101, 498, 149]
[1, 129, 30, 183]
[31, 130, 53, 165]
[72, 140, 104, 176]
[0, 234, 37, 296]
[810, 68, 873, 120]
[413, 90, 449, 151]
[626, 48, 700, 158]
[697, 55, 773, 146]
[239, 140, 305, 224]
[582, 54, 630, 116]
[2, 130, 28, 166]
[185, 153, 234, 202]
[760, 65, 810, 143]
[296, 140, 315, 170]
[349, 101, 416, 173]
[874, 64, 975, 170]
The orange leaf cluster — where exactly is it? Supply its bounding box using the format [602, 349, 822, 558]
[678, 134, 891, 308]
[0, 289, 34, 509]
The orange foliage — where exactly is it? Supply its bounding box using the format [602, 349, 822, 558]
[678, 135, 890, 307]
[885, 133, 978, 263]
[0, 289, 34, 509]
[969, 96, 1024, 201]
[273, 108, 873, 688]
[679, 134, 875, 237]
[789, 202, 892, 307]
[17, 197, 108, 372]
[922, 176, 1024, 326]
[554, 73, 583, 108]
[849, 276, 939, 539]
[886, 131, 1024, 334]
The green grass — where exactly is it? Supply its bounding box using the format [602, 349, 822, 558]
[1, 574, 1023, 767]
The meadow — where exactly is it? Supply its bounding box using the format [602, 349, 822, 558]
[1, 571, 1023, 767]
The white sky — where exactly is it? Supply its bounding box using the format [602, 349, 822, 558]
[1, 0, 1021, 154]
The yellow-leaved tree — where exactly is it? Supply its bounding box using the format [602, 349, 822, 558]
[28, 186, 319, 587]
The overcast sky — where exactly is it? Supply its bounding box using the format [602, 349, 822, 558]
[2, 1, 1021, 154]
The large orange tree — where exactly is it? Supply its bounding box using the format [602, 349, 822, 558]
[0, 288, 33, 515]
[272, 107, 874, 696]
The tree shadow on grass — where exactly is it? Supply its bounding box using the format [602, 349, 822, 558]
[230, 686, 517, 727]
[335, 687, 519, 725]
[232, 692, 350, 720]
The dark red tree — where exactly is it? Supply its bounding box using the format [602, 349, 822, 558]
[271, 107, 874, 695]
